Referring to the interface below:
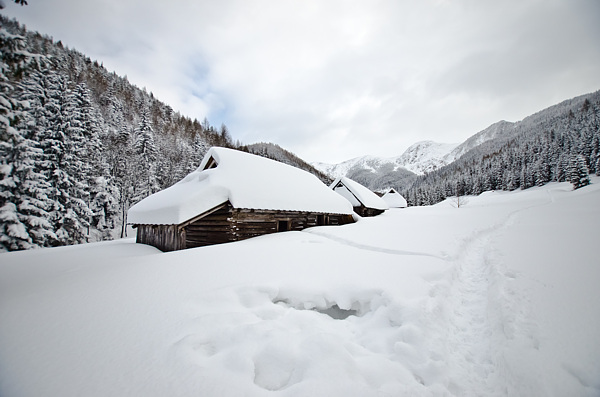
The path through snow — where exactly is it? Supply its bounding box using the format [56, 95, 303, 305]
[306, 191, 555, 395]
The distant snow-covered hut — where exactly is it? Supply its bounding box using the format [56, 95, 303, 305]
[330, 177, 389, 217]
[381, 188, 408, 208]
[128, 147, 355, 251]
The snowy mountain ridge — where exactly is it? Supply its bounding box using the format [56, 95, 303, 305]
[312, 120, 518, 180]
[313, 140, 459, 179]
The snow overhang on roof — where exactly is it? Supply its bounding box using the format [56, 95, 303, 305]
[330, 177, 389, 211]
[127, 147, 354, 225]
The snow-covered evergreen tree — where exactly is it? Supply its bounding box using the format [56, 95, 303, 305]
[0, 26, 54, 250]
[89, 176, 118, 241]
[568, 155, 590, 190]
[134, 108, 158, 197]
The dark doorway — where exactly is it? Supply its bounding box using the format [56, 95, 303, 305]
[277, 220, 289, 232]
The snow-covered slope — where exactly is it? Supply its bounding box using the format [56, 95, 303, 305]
[396, 140, 459, 174]
[443, 120, 515, 163]
[313, 155, 392, 179]
[1, 179, 599, 396]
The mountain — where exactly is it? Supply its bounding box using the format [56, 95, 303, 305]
[313, 121, 522, 185]
[443, 120, 515, 163]
[313, 141, 458, 179]
[398, 141, 459, 174]
[312, 141, 459, 193]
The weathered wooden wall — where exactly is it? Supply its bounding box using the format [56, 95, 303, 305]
[184, 204, 354, 249]
[136, 224, 186, 252]
[185, 204, 236, 248]
[135, 202, 355, 251]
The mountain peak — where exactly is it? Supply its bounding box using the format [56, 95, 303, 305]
[396, 141, 459, 174]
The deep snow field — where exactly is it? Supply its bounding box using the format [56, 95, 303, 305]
[1, 179, 599, 396]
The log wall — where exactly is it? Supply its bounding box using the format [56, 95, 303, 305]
[136, 224, 186, 252]
[185, 204, 236, 248]
[184, 204, 354, 249]
[135, 202, 355, 251]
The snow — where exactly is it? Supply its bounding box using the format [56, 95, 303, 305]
[128, 147, 353, 225]
[381, 189, 408, 208]
[330, 177, 389, 210]
[1, 179, 599, 396]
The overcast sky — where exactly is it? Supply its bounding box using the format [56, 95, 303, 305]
[3, 0, 600, 163]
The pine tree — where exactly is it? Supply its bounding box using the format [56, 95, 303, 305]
[134, 109, 158, 197]
[89, 176, 118, 241]
[32, 71, 93, 245]
[0, 27, 54, 250]
[568, 155, 590, 190]
[535, 160, 550, 187]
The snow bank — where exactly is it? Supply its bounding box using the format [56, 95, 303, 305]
[128, 147, 353, 225]
[1, 179, 599, 396]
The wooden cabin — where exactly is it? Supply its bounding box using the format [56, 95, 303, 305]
[330, 177, 389, 217]
[381, 188, 408, 208]
[128, 147, 355, 252]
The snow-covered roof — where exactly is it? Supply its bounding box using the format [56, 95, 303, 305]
[382, 188, 408, 208]
[128, 147, 354, 225]
[330, 177, 389, 211]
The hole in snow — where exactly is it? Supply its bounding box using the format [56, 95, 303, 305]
[313, 304, 358, 320]
[274, 299, 362, 320]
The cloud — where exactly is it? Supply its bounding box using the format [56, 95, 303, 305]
[4, 0, 600, 163]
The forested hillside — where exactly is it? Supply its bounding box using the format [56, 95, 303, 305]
[246, 142, 333, 184]
[404, 91, 600, 206]
[0, 16, 235, 251]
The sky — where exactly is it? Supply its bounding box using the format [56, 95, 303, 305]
[3, 0, 600, 163]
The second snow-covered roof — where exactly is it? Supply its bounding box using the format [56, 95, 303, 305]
[382, 188, 407, 208]
[330, 177, 389, 211]
[128, 147, 353, 225]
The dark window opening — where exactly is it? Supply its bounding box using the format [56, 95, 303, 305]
[277, 220, 289, 232]
[204, 157, 218, 169]
[317, 214, 327, 226]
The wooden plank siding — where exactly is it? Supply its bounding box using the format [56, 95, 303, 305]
[135, 201, 354, 252]
[185, 204, 235, 248]
[136, 224, 186, 252]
